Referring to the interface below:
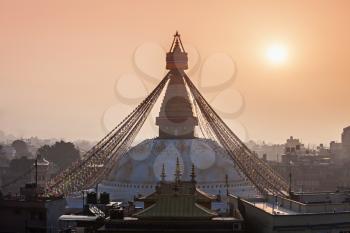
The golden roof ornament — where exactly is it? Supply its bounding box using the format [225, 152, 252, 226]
[166, 31, 188, 70]
[160, 163, 166, 182]
[174, 157, 182, 183]
[191, 163, 196, 182]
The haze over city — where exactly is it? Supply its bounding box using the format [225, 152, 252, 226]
[1, 0, 350, 145]
[2, 2, 350, 233]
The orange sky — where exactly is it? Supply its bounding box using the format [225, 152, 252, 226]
[0, 0, 349, 145]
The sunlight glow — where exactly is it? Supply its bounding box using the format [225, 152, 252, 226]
[266, 44, 288, 64]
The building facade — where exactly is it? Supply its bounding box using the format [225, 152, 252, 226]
[0, 184, 66, 233]
[229, 192, 350, 233]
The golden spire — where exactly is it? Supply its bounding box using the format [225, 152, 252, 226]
[225, 174, 229, 196]
[190, 163, 196, 182]
[161, 163, 166, 182]
[174, 157, 182, 183]
[166, 31, 188, 70]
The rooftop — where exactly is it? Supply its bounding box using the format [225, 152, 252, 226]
[253, 202, 298, 215]
[134, 195, 218, 219]
[233, 191, 350, 216]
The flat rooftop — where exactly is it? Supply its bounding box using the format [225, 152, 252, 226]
[253, 202, 298, 215]
[243, 191, 350, 215]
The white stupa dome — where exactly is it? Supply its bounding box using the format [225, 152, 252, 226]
[99, 138, 257, 201]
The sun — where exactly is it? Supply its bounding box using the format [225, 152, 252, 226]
[266, 43, 288, 64]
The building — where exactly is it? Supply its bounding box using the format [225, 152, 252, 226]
[330, 140, 343, 160]
[0, 183, 66, 233]
[229, 191, 350, 233]
[2, 157, 35, 195]
[342, 126, 350, 159]
[284, 136, 307, 156]
[58, 161, 245, 233]
[267, 131, 350, 192]
[327, 126, 350, 162]
[268, 136, 344, 192]
[32, 154, 50, 188]
[96, 32, 257, 203]
[98, 161, 245, 233]
[245, 140, 285, 162]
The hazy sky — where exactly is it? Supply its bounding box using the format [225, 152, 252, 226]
[1, 0, 349, 145]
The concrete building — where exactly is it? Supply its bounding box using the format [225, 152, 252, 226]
[268, 135, 350, 192]
[342, 126, 350, 159]
[330, 141, 343, 161]
[245, 141, 284, 162]
[284, 136, 307, 156]
[0, 184, 66, 233]
[328, 126, 350, 162]
[229, 191, 350, 233]
[32, 154, 50, 188]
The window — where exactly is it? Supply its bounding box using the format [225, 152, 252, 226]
[14, 209, 21, 215]
[30, 211, 37, 220]
[39, 212, 46, 221]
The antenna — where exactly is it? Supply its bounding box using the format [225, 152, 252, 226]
[289, 166, 292, 194]
[225, 174, 229, 196]
[35, 156, 38, 187]
[225, 174, 230, 215]
[190, 163, 196, 182]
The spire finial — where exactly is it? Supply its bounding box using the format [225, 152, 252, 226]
[169, 31, 184, 52]
[161, 163, 166, 182]
[191, 163, 196, 182]
[166, 32, 188, 70]
[225, 174, 229, 196]
[174, 157, 182, 183]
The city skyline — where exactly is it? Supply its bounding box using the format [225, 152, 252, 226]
[1, 0, 350, 144]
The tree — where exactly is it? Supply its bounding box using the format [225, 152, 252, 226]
[37, 141, 80, 170]
[1, 156, 34, 194]
[9, 156, 34, 172]
[12, 140, 32, 158]
[0, 130, 5, 142]
[0, 144, 9, 166]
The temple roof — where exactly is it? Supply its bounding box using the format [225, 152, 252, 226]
[133, 195, 217, 219]
[135, 184, 216, 202]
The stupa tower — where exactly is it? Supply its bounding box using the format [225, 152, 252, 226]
[46, 32, 286, 201]
[156, 32, 198, 139]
